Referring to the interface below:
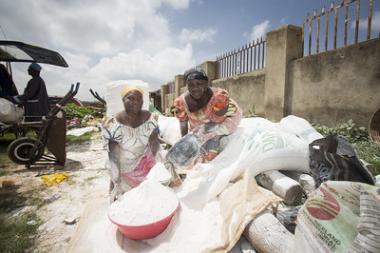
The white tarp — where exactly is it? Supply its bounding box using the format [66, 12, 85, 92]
[179, 115, 319, 205]
[68, 171, 280, 253]
[68, 115, 321, 253]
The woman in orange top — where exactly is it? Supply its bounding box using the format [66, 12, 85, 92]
[168, 69, 241, 171]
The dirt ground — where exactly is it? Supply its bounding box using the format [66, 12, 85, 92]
[0, 136, 110, 253]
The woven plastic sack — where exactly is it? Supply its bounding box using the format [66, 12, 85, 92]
[0, 98, 24, 124]
[295, 181, 380, 253]
[179, 117, 311, 205]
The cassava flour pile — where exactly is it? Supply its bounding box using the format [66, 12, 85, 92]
[146, 162, 172, 185]
[109, 180, 179, 226]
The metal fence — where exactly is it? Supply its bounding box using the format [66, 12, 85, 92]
[216, 37, 266, 79]
[303, 0, 378, 56]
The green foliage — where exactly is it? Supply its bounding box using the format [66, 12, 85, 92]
[66, 132, 93, 143]
[353, 141, 380, 175]
[64, 103, 95, 119]
[0, 152, 11, 168]
[313, 119, 368, 143]
[0, 131, 37, 142]
[312, 120, 380, 175]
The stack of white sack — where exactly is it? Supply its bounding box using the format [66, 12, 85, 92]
[178, 115, 322, 206]
[105, 80, 149, 117]
[0, 98, 24, 124]
[157, 116, 181, 146]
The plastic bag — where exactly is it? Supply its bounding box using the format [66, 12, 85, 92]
[309, 135, 375, 187]
[157, 116, 181, 146]
[179, 118, 312, 205]
[41, 173, 70, 186]
[0, 98, 24, 124]
[280, 115, 323, 143]
[166, 134, 200, 168]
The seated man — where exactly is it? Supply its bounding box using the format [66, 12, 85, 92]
[14, 63, 50, 121]
[167, 69, 242, 179]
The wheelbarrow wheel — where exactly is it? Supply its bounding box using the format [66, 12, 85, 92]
[7, 137, 44, 165]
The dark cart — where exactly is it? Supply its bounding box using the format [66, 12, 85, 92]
[0, 40, 79, 167]
[7, 83, 80, 167]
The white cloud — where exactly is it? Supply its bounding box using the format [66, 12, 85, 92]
[249, 20, 270, 41]
[351, 11, 380, 31]
[88, 44, 194, 93]
[162, 0, 190, 9]
[0, 0, 195, 100]
[179, 28, 217, 43]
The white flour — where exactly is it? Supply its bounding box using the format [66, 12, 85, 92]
[109, 180, 178, 226]
[146, 162, 172, 185]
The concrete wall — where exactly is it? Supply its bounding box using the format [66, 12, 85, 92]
[212, 70, 265, 116]
[264, 25, 303, 121]
[288, 38, 380, 126]
[158, 25, 380, 127]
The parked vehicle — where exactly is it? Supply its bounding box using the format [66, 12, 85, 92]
[0, 40, 80, 167]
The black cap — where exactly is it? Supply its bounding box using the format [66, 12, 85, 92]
[184, 68, 208, 82]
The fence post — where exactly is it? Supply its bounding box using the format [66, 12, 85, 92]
[201, 61, 218, 82]
[160, 84, 169, 114]
[264, 25, 303, 121]
[174, 74, 185, 98]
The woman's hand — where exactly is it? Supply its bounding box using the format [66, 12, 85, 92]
[148, 127, 160, 156]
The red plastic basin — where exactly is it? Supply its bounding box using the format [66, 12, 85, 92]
[108, 203, 180, 240]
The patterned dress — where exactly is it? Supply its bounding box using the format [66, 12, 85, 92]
[173, 87, 242, 163]
[102, 113, 159, 199]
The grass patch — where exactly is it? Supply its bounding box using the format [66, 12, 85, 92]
[0, 137, 12, 168]
[0, 212, 41, 253]
[0, 151, 12, 168]
[0, 184, 45, 252]
[0, 187, 47, 214]
[353, 141, 380, 175]
[66, 132, 93, 143]
[24, 187, 47, 210]
[0, 131, 38, 142]
[0, 170, 8, 177]
[0, 190, 27, 214]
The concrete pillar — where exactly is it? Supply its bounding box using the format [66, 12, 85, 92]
[180, 86, 187, 94]
[174, 74, 185, 97]
[160, 84, 169, 113]
[264, 25, 303, 121]
[201, 61, 218, 81]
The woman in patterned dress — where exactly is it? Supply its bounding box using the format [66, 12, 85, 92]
[102, 85, 160, 202]
[167, 69, 242, 176]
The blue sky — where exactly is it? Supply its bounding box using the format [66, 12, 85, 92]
[162, 0, 311, 61]
[163, 0, 379, 61]
[0, 0, 379, 100]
